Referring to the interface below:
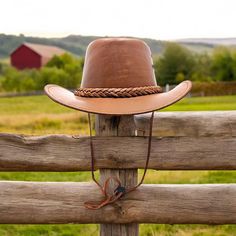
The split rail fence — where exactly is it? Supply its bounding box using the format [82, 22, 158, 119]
[0, 111, 236, 236]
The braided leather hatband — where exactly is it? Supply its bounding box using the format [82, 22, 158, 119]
[74, 86, 162, 98]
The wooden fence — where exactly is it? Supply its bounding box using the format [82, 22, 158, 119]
[0, 111, 236, 235]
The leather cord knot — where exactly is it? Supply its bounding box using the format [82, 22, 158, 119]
[84, 177, 125, 210]
[114, 186, 126, 195]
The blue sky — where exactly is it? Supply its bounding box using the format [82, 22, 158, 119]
[1, 0, 236, 39]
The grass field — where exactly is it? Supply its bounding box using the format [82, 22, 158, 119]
[0, 95, 236, 135]
[0, 94, 236, 235]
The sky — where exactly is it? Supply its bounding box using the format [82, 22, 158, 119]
[1, 0, 236, 40]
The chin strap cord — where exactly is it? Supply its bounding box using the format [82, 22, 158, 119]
[84, 112, 154, 209]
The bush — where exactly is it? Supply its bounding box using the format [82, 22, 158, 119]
[192, 81, 236, 96]
[0, 53, 83, 93]
[46, 53, 83, 88]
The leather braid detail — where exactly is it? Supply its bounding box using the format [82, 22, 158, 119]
[74, 86, 162, 98]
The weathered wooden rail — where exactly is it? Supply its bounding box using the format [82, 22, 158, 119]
[0, 111, 236, 235]
[1, 182, 236, 224]
[135, 111, 236, 137]
[0, 134, 235, 171]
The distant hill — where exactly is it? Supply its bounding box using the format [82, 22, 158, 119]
[1, 33, 234, 59]
[177, 38, 236, 46]
[0, 34, 98, 58]
[0, 34, 166, 59]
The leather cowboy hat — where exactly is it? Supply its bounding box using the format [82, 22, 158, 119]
[44, 38, 192, 115]
[44, 38, 192, 209]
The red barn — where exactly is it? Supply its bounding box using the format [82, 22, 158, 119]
[10, 43, 65, 70]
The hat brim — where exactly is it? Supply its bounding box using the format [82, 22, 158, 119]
[44, 81, 192, 115]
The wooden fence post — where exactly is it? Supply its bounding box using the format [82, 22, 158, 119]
[95, 115, 138, 236]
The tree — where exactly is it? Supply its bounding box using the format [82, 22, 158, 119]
[191, 53, 213, 82]
[154, 42, 195, 85]
[36, 67, 70, 89]
[211, 46, 236, 81]
[46, 53, 83, 87]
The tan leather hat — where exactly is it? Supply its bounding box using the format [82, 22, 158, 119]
[44, 38, 192, 115]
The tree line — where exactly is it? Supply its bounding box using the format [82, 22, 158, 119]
[155, 42, 236, 85]
[0, 42, 236, 93]
[0, 54, 84, 92]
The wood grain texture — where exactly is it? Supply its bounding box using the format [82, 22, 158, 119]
[0, 133, 235, 171]
[0, 181, 236, 224]
[96, 115, 138, 236]
[135, 111, 236, 137]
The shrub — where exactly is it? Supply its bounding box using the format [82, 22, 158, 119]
[0, 53, 83, 93]
[192, 81, 236, 96]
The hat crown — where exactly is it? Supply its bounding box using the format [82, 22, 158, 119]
[81, 38, 157, 88]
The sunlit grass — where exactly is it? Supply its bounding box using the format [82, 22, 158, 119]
[140, 224, 236, 236]
[163, 95, 236, 111]
[142, 170, 236, 184]
[0, 113, 88, 135]
[0, 224, 99, 236]
[1, 95, 236, 116]
[0, 95, 235, 135]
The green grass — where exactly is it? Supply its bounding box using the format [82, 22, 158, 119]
[163, 95, 236, 111]
[0, 95, 89, 135]
[1, 95, 235, 115]
[0, 95, 235, 135]
[0, 95, 75, 115]
[0, 94, 236, 235]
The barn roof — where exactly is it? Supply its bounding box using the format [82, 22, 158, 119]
[12, 42, 66, 58]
